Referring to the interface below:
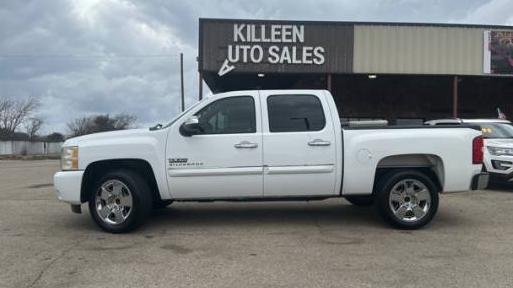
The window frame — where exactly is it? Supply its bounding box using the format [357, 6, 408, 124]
[266, 94, 327, 133]
[192, 96, 257, 135]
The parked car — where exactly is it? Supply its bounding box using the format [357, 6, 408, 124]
[54, 90, 488, 233]
[426, 119, 513, 183]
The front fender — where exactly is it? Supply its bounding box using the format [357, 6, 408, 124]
[75, 130, 171, 200]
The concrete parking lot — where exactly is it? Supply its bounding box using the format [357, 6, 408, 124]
[1, 160, 513, 288]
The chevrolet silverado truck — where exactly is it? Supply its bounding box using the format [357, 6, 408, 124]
[54, 90, 489, 233]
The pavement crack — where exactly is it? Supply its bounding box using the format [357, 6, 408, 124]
[27, 183, 53, 189]
[313, 214, 324, 234]
[25, 239, 80, 288]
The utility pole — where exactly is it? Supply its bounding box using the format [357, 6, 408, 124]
[197, 56, 203, 101]
[452, 76, 458, 118]
[180, 53, 185, 112]
[198, 72, 203, 101]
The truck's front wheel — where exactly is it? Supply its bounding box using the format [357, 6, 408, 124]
[375, 170, 439, 229]
[88, 170, 152, 233]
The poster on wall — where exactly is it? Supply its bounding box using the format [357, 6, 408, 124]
[484, 30, 513, 74]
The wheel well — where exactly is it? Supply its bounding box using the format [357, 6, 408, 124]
[80, 159, 161, 203]
[374, 154, 445, 193]
[373, 167, 443, 193]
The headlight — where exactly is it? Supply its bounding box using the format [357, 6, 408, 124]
[61, 146, 79, 170]
[487, 146, 513, 156]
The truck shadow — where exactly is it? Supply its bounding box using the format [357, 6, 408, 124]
[146, 201, 384, 231]
[487, 182, 513, 192]
[65, 201, 470, 233]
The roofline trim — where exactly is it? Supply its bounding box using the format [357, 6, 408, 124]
[199, 17, 513, 30]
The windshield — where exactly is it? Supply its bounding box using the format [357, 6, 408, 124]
[478, 123, 513, 139]
[162, 100, 203, 129]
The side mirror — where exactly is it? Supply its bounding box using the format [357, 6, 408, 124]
[179, 116, 201, 137]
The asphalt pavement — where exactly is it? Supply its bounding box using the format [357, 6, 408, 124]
[1, 160, 513, 288]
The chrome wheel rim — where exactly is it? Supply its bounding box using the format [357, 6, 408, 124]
[95, 180, 133, 225]
[389, 179, 431, 222]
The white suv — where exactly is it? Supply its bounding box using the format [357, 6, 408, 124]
[426, 119, 513, 183]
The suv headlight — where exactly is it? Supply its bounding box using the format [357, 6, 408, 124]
[488, 146, 513, 156]
[61, 146, 79, 170]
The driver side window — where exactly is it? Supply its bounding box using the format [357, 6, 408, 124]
[195, 96, 256, 134]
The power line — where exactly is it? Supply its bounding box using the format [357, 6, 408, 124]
[0, 54, 180, 59]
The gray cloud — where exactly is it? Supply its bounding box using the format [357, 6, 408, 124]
[461, 0, 513, 24]
[0, 0, 509, 134]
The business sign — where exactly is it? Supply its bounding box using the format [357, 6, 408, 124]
[484, 30, 513, 74]
[200, 20, 354, 76]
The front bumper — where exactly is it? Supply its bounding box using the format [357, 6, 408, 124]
[53, 171, 84, 205]
[471, 173, 490, 190]
[484, 153, 513, 177]
[489, 172, 513, 183]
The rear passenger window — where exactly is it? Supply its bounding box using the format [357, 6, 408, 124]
[267, 95, 326, 132]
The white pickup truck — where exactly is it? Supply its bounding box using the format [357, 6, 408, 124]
[54, 90, 488, 233]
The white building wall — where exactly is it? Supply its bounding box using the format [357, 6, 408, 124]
[0, 141, 62, 155]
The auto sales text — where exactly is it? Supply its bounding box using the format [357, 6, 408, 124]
[227, 24, 325, 65]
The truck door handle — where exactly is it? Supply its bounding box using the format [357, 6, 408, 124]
[308, 139, 331, 146]
[234, 141, 258, 149]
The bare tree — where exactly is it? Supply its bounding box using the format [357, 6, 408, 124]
[24, 117, 43, 139]
[67, 116, 93, 137]
[112, 114, 137, 130]
[0, 97, 39, 135]
[0, 98, 13, 135]
[0, 98, 9, 114]
[67, 113, 137, 137]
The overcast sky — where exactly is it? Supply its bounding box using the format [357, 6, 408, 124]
[1, 0, 512, 134]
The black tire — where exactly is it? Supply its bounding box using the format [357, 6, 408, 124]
[345, 195, 374, 206]
[88, 169, 153, 233]
[375, 169, 439, 230]
[153, 199, 174, 209]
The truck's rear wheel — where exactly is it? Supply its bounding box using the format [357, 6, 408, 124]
[375, 170, 439, 229]
[88, 169, 152, 233]
[345, 195, 374, 206]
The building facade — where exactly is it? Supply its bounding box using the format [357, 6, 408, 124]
[198, 19, 513, 123]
